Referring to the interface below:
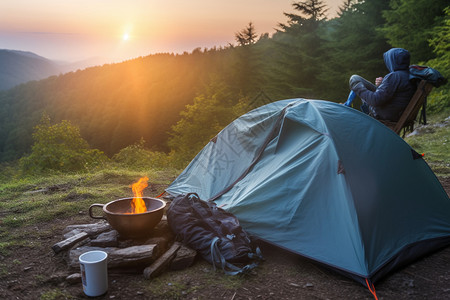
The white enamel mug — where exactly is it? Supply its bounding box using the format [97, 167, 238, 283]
[79, 250, 108, 297]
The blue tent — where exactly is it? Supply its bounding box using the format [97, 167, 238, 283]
[167, 99, 450, 288]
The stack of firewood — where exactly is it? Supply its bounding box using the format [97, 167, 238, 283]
[52, 216, 197, 280]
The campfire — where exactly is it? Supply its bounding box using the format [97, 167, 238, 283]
[129, 176, 149, 214]
[88, 177, 166, 238]
[52, 177, 197, 282]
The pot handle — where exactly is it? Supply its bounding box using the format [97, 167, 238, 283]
[89, 203, 106, 220]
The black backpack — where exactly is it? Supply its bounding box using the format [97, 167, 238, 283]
[408, 65, 447, 125]
[167, 193, 263, 274]
[409, 65, 447, 87]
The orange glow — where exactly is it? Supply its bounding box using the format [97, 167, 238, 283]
[130, 177, 148, 214]
[2, 1, 317, 62]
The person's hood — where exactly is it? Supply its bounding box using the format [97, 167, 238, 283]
[383, 48, 410, 72]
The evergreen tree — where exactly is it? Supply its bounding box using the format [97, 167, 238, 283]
[232, 22, 264, 96]
[381, 0, 448, 62]
[271, 0, 329, 98]
[425, 7, 450, 112]
[318, 0, 391, 101]
[279, 0, 328, 32]
[235, 22, 258, 46]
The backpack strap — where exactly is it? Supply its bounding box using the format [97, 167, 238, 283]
[210, 237, 262, 275]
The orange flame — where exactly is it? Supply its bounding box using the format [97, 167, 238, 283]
[130, 177, 148, 214]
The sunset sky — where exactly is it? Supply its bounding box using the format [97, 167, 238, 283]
[0, 0, 342, 63]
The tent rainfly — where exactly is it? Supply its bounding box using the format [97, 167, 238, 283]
[166, 99, 450, 296]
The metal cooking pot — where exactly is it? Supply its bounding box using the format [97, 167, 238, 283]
[89, 197, 166, 239]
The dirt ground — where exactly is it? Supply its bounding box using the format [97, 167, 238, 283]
[1, 178, 449, 300]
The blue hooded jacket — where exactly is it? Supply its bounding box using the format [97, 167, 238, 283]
[353, 48, 417, 121]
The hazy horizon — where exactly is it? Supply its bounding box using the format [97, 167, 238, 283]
[0, 1, 341, 64]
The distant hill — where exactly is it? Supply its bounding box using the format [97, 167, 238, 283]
[0, 49, 64, 90]
[0, 50, 231, 161]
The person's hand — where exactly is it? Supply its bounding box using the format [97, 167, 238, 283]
[375, 77, 383, 86]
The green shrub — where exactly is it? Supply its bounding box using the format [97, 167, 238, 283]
[20, 115, 108, 174]
[425, 7, 450, 112]
[113, 138, 172, 170]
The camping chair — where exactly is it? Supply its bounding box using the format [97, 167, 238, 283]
[380, 80, 434, 137]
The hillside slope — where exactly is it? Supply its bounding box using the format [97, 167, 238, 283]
[0, 49, 63, 90]
[0, 50, 228, 161]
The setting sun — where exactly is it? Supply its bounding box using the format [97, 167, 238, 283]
[0, 0, 342, 63]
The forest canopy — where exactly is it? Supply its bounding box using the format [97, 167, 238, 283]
[0, 0, 448, 167]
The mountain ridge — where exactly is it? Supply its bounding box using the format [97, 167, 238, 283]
[0, 49, 64, 90]
[0, 49, 107, 90]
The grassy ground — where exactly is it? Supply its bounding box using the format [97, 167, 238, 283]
[0, 168, 178, 257]
[404, 109, 450, 177]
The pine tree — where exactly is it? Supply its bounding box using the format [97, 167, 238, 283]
[381, 0, 448, 62]
[235, 22, 258, 46]
[271, 0, 329, 98]
[317, 0, 391, 101]
[232, 22, 264, 95]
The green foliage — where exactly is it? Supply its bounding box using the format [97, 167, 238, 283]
[279, 0, 328, 31]
[271, 0, 329, 99]
[318, 0, 391, 101]
[381, 0, 448, 62]
[112, 138, 172, 170]
[425, 6, 450, 112]
[40, 289, 75, 300]
[168, 79, 241, 167]
[0, 161, 19, 183]
[404, 114, 450, 177]
[19, 115, 107, 174]
[0, 51, 230, 161]
[230, 39, 265, 95]
[427, 86, 450, 114]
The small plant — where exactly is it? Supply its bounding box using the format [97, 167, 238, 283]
[0, 264, 9, 277]
[0, 242, 12, 256]
[40, 288, 74, 300]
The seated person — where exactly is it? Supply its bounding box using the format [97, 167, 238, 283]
[345, 48, 417, 121]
